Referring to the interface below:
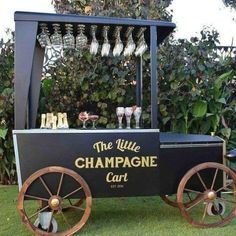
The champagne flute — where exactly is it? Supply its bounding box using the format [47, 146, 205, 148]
[124, 107, 133, 129]
[76, 24, 88, 50]
[89, 115, 99, 129]
[90, 25, 99, 55]
[101, 26, 110, 57]
[79, 111, 89, 129]
[135, 27, 148, 56]
[133, 107, 142, 128]
[123, 26, 136, 57]
[116, 107, 125, 129]
[113, 26, 123, 57]
[37, 23, 51, 48]
[63, 24, 75, 49]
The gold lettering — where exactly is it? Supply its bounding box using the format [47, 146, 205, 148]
[95, 157, 104, 168]
[106, 172, 113, 182]
[131, 156, 141, 167]
[116, 139, 140, 153]
[106, 172, 128, 183]
[105, 157, 115, 168]
[75, 157, 85, 168]
[93, 141, 113, 153]
[150, 156, 158, 167]
[141, 156, 150, 167]
[85, 158, 94, 168]
[122, 157, 132, 168]
[115, 157, 124, 168]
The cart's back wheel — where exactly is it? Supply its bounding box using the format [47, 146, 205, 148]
[177, 162, 236, 228]
[17, 166, 92, 236]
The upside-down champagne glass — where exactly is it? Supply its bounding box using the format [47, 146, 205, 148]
[50, 24, 63, 49]
[90, 25, 99, 55]
[135, 27, 148, 56]
[113, 26, 123, 57]
[101, 26, 110, 57]
[124, 107, 133, 129]
[37, 23, 51, 48]
[76, 24, 88, 50]
[63, 24, 75, 49]
[116, 107, 125, 129]
[123, 26, 136, 57]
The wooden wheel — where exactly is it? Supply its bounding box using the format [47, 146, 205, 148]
[177, 162, 236, 228]
[17, 166, 92, 236]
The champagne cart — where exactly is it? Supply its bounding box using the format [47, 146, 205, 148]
[13, 11, 236, 236]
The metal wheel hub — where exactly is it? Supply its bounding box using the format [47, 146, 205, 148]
[49, 196, 62, 210]
[206, 191, 216, 201]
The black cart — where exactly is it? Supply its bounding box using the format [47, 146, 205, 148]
[13, 12, 236, 236]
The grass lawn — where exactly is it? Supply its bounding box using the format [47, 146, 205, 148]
[0, 185, 236, 236]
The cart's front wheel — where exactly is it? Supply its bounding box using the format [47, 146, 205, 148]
[177, 162, 236, 228]
[17, 166, 92, 236]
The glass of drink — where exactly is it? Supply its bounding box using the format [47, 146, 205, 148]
[89, 115, 99, 129]
[124, 107, 133, 129]
[116, 107, 125, 129]
[133, 106, 142, 128]
[79, 112, 89, 129]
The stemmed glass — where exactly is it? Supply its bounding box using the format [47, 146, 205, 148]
[89, 115, 99, 129]
[79, 112, 89, 129]
[90, 25, 99, 55]
[124, 107, 133, 129]
[101, 26, 110, 57]
[76, 24, 88, 50]
[123, 26, 136, 57]
[135, 27, 148, 56]
[116, 107, 125, 129]
[133, 107, 142, 128]
[37, 23, 51, 48]
[113, 26, 124, 57]
[63, 24, 75, 49]
[50, 24, 63, 49]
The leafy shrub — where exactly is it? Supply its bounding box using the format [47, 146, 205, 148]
[0, 31, 15, 184]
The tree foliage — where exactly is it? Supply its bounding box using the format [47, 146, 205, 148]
[0, 32, 15, 184]
[223, 0, 236, 10]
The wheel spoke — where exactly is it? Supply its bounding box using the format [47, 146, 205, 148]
[216, 182, 234, 194]
[61, 211, 71, 229]
[28, 205, 49, 220]
[196, 172, 207, 191]
[57, 173, 64, 196]
[186, 192, 192, 201]
[63, 186, 83, 199]
[216, 197, 236, 205]
[184, 188, 204, 195]
[211, 168, 219, 190]
[24, 194, 49, 202]
[186, 196, 204, 211]
[200, 203, 208, 224]
[39, 177, 53, 197]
